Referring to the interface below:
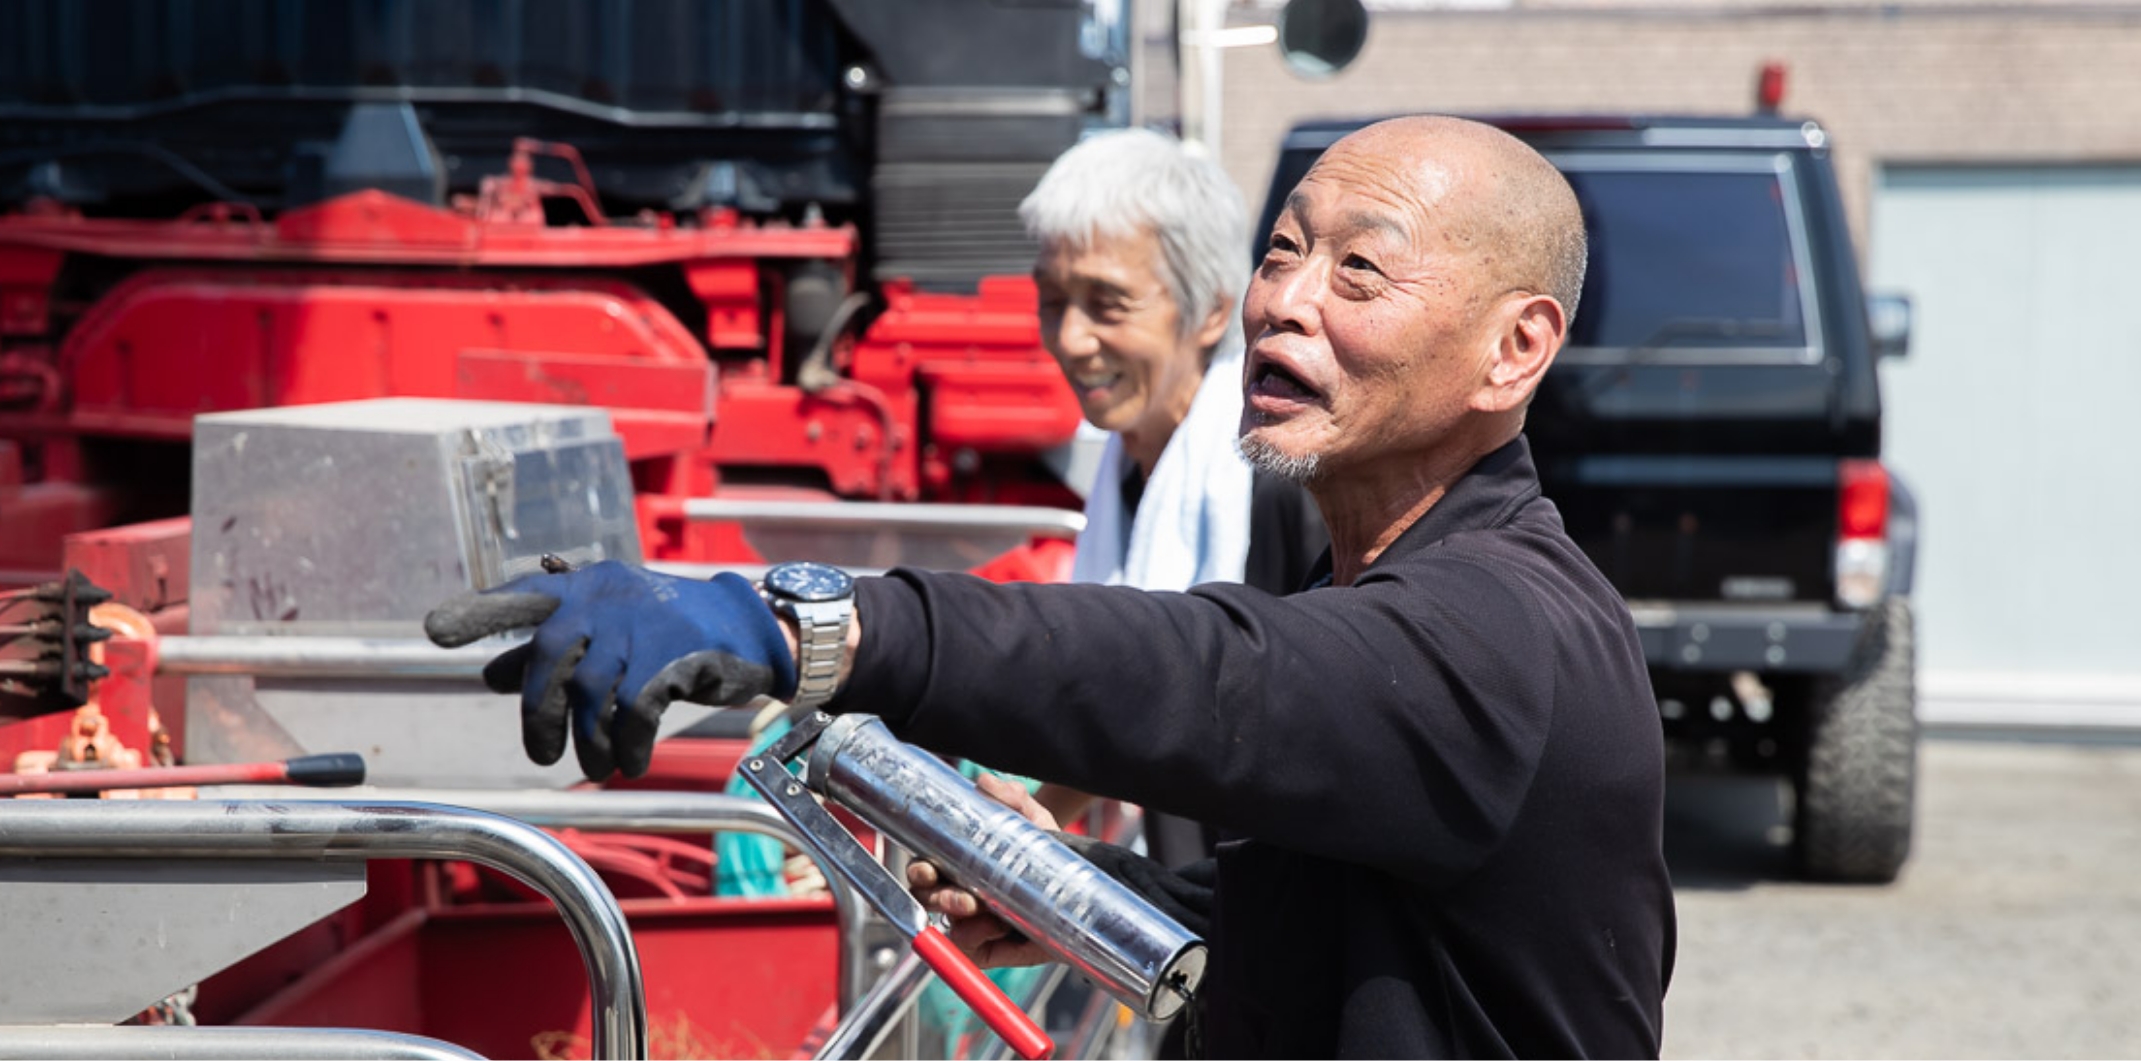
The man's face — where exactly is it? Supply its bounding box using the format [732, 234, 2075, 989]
[1239, 143, 1497, 482]
[1035, 228, 1210, 441]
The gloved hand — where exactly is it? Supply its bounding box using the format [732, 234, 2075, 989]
[423, 561, 796, 780]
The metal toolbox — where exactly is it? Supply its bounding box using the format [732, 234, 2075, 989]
[190, 398, 640, 631]
[185, 398, 660, 787]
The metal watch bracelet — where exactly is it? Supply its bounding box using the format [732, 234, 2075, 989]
[787, 597, 851, 709]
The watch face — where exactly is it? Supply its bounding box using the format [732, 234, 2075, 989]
[765, 561, 854, 603]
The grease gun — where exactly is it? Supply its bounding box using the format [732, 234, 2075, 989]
[737, 711, 1207, 1056]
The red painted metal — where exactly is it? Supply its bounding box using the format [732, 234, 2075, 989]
[0, 246, 61, 337]
[0, 129, 1109, 1057]
[0, 191, 1087, 566]
[553, 831, 717, 901]
[711, 378, 921, 500]
[235, 895, 840, 1061]
[455, 349, 711, 459]
[0, 707, 79, 770]
[60, 517, 190, 614]
[0, 519, 192, 763]
[854, 277, 1082, 456]
[56, 269, 711, 454]
[81, 635, 157, 760]
[0, 477, 126, 583]
[2, 628, 157, 781]
[0, 347, 61, 411]
[474, 140, 614, 229]
[966, 538, 1078, 586]
[60, 518, 189, 757]
[0, 190, 857, 268]
[610, 737, 755, 794]
[684, 260, 769, 353]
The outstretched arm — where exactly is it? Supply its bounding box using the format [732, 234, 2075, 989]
[837, 559, 1559, 887]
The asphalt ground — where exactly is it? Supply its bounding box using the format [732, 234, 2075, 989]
[1661, 737, 2141, 1058]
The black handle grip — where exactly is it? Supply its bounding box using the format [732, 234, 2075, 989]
[284, 752, 367, 787]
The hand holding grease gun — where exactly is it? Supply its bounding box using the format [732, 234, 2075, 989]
[426, 559, 1206, 1060]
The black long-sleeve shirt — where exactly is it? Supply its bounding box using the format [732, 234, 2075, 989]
[834, 437, 1676, 1058]
[1135, 468, 1330, 868]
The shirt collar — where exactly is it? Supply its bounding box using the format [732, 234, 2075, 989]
[1302, 434, 1543, 586]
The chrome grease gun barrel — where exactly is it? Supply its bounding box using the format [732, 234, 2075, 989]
[803, 714, 1207, 1021]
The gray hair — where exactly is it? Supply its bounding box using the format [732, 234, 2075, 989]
[1019, 128, 1248, 354]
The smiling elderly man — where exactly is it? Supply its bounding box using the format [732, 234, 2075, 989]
[429, 115, 1676, 1058]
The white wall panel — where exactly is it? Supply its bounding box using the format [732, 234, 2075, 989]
[1872, 166, 2141, 722]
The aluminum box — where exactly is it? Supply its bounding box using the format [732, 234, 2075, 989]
[190, 398, 640, 631]
[185, 398, 696, 787]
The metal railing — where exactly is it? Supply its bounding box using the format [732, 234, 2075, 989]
[681, 498, 1085, 539]
[331, 787, 879, 1011]
[156, 636, 503, 680]
[815, 950, 934, 1061]
[0, 1026, 484, 1060]
[0, 800, 647, 1060]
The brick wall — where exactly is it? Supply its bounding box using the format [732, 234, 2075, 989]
[1217, 4, 2141, 250]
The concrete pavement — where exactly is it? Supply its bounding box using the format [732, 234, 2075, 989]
[1662, 738, 2141, 1058]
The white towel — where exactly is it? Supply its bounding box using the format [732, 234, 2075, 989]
[1070, 344, 1253, 591]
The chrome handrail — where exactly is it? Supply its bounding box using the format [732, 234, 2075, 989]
[156, 636, 507, 680]
[322, 787, 877, 1012]
[682, 499, 1085, 539]
[0, 800, 646, 1060]
[814, 951, 935, 1061]
[0, 1026, 485, 1060]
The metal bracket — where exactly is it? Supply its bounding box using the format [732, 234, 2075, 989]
[766, 709, 836, 764]
[736, 751, 923, 938]
[456, 429, 519, 588]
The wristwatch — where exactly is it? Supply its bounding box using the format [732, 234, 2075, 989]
[760, 561, 855, 711]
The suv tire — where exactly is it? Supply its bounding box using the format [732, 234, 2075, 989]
[1791, 597, 1918, 883]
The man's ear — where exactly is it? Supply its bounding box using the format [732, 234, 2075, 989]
[1473, 294, 1566, 413]
[1192, 297, 1231, 354]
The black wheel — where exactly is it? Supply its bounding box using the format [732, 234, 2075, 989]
[1790, 597, 1918, 883]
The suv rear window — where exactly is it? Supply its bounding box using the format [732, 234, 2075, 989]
[1560, 161, 1809, 355]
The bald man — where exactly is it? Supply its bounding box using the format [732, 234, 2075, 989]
[430, 116, 1676, 1058]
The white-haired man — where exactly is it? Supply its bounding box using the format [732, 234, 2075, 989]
[1019, 129, 1325, 864]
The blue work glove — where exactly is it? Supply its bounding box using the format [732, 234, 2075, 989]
[423, 561, 797, 780]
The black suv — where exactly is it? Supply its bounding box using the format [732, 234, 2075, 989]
[1258, 116, 1919, 883]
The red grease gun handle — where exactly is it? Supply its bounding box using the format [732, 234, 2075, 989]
[912, 926, 1054, 1061]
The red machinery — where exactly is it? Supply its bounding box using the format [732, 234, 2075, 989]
[0, 137, 1085, 582]
[0, 2, 1132, 1054]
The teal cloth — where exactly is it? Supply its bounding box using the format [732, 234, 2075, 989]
[715, 717, 794, 897]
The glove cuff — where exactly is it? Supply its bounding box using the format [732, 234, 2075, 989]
[707, 571, 802, 700]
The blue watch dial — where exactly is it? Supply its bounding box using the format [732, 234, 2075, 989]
[765, 561, 854, 603]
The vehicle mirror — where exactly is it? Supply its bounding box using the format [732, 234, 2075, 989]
[1867, 292, 1912, 360]
[1277, 0, 1369, 78]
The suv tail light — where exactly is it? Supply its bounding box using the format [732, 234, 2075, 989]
[1835, 459, 1890, 609]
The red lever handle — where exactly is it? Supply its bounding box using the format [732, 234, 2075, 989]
[0, 753, 367, 796]
[911, 926, 1054, 1061]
